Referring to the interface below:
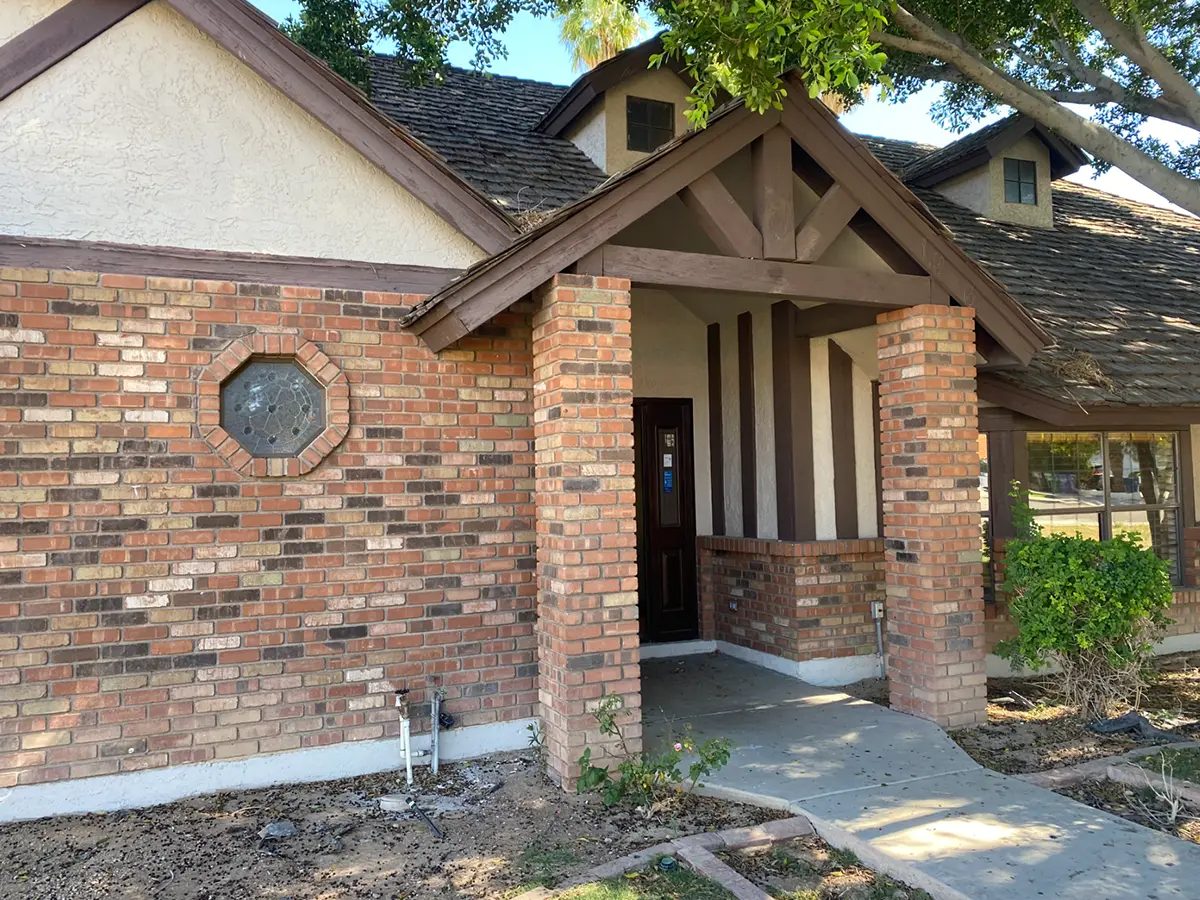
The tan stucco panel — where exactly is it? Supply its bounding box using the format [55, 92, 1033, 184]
[937, 134, 1054, 228]
[0, 1, 484, 266]
[0, 0, 72, 45]
[602, 68, 694, 174]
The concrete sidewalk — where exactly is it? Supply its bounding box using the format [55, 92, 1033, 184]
[643, 654, 1200, 900]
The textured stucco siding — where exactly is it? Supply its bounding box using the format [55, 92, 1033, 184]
[603, 67, 694, 175]
[631, 288, 714, 535]
[935, 134, 1054, 228]
[0, 0, 71, 45]
[566, 103, 607, 172]
[0, 1, 484, 267]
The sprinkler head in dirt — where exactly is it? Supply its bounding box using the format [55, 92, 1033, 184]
[657, 856, 678, 873]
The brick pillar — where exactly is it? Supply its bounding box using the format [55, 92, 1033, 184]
[532, 273, 640, 788]
[876, 305, 987, 728]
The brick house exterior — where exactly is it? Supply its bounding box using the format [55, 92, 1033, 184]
[3, 3, 1200, 821]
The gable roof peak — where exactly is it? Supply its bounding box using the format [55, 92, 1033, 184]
[903, 113, 1089, 189]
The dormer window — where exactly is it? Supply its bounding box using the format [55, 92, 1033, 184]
[1003, 158, 1037, 205]
[627, 96, 674, 153]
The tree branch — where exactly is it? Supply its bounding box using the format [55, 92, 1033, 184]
[1071, 0, 1200, 129]
[878, 4, 1200, 216]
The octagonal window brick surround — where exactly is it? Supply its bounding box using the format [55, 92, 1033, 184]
[199, 334, 349, 477]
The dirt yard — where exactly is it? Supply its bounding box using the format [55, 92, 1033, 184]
[718, 835, 933, 900]
[1055, 778, 1200, 846]
[951, 651, 1200, 775]
[0, 751, 780, 900]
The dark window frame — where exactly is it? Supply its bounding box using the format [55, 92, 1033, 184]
[1012, 430, 1184, 583]
[626, 95, 675, 153]
[1003, 158, 1038, 205]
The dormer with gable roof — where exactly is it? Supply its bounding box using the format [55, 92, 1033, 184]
[903, 115, 1089, 228]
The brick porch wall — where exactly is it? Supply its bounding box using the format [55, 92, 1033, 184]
[0, 267, 538, 789]
[698, 536, 884, 664]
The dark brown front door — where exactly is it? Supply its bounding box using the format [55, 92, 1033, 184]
[634, 399, 698, 643]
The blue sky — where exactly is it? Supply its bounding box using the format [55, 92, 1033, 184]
[253, 0, 1186, 209]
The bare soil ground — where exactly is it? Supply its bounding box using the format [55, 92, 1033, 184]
[718, 836, 933, 900]
[1055, 778, 1200, 846]
[0, 751, 781, 900]
[951, 651, 1200, 775]
[847, 651, 1200, 777]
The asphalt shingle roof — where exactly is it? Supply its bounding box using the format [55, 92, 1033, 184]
[366, 55, 1200, 409]
[367, 56, 606, 213]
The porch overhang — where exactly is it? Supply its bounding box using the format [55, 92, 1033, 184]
[401, 86, 1050, 363]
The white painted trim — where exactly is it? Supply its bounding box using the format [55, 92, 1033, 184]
[810, 338, 836, 540]
[0, 717, 536, 824]
[639, 640, 717, 659]
[987, 634, 1200, 678]
[1156, 632, 1200, 655]
[715, 641, 882, 686]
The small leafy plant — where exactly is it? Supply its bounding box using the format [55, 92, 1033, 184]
[997, 483, 1173, 721]
[575, 695, 732, 814]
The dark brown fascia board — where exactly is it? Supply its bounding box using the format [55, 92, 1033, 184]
[410, 105, 779, 351]
[0, 235, 461, 295]
[793, 303, 885, 338]
[778, 80, 1049, 365]
[1033, 124, 1091, 179]
[978, 375, 1200, 427]
[164, 0, 517, 255]
[0, 0, 151, 103]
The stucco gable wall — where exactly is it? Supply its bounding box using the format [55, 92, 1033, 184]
[0, 0, 485, 267]
[0, 0, 71, 44]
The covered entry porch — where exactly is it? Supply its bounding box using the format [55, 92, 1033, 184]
[404, 82, 1047, 788]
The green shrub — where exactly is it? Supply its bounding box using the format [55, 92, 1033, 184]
[576, 695, 732, 814]
[997, 483, 1173, 720]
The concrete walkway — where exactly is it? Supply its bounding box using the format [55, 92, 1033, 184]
[643, 654, 1200, 900]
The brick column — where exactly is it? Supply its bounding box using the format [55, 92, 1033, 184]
[532, 273, 640, 788]
[876, 305, 987, 728]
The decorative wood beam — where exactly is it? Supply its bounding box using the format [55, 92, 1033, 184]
[779, 87, 1048, 363]
[752, 127, 797, 260]
[679, 172, 763, 259]
[707, 323, 726, 535]
[795, 183, 861, 263]
[0, 234, 461, 295]
[828, 341, 859, 539]
[793, 304, 886, 338]
[772, 301, 815, 541]
[412, 107, 781, 350]
[738, 312, 758, 537]
[598, 245, 932, 307]
[0, 0, 150, 103]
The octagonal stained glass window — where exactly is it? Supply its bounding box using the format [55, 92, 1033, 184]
[220, 359, 325, 457]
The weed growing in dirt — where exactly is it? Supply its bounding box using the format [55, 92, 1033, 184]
[1140, 748, 1200, 784]
[518, 840, 581, 887]
[575, 695, 732, 813]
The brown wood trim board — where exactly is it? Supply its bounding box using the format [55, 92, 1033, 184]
[0, 0, 150, 104]
[771, 301, 816, 542]
[828, 340, 859, 538]
[738, 311, 757, 538]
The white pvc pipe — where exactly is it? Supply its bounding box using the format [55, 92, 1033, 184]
[431, 692, 440, 777]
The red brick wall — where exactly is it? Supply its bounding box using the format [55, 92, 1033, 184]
[698, 536, 885, 664]
[0, 266, 537, 789]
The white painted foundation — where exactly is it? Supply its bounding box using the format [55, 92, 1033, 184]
[987, 632, 1200, 678]
[0, 717, 536, 824]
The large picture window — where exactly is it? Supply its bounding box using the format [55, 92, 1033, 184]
[1024, 431, 1181, 580]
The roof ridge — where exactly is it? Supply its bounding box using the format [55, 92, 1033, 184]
[368, 52, 572, 90]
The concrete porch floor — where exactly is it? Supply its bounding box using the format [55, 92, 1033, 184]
[643, 653, 1200, 900]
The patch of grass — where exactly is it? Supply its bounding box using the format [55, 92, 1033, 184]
[1137, 747, 1200, 784]
[517, 841, 580, 887]
[826, 847, 860, 871]
[559, 865, 735, 899]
